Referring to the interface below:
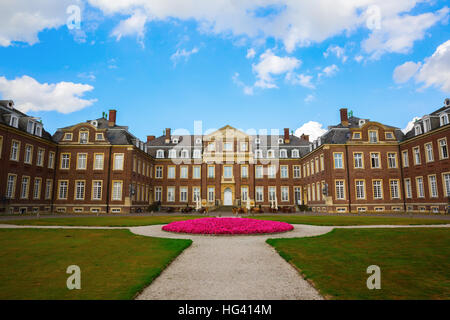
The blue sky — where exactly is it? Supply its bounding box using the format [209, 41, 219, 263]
[0, 0, 449, 141]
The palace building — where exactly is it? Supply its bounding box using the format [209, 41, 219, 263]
[0, 98, 449, 214]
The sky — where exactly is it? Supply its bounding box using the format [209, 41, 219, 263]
[0, 0, 449, 141]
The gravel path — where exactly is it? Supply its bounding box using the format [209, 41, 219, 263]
[1, 223, 449, 300]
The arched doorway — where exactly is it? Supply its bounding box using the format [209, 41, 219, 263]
[224, 188, 233, 205]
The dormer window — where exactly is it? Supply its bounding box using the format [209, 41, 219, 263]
[414, 125, 422, 136]
[278, 138, 284, 144]
[267, 149, 275, 158]
[172, 138, 179, 144]
[280, 149, 287, 158]
[353, 132, 361, 139]
[309, 145, 312, 152]
[181, 149, 189, 158]
[193, 149, 202, 158]
[156, 150, 164, 158]
[9, 115, 18, 128]
[423, 118, 431, 133]
[255, 149, 263, 158]
[317, 138, 321, 146]
[255, 138, 261, 144]
[168, 149, 177, 158]
[385, 132, 394, 140]
[79, 131, 88, 144]
[291, 149, 299, 158]
[359, 119, 366, 127]
[313, 142, 317, 149]
[35, 125, 42, 137]
[64, 133, 73, 141]
[27, 120, 35, 134]
[440, 113, 449, 126]
[96, 133, 104, 140]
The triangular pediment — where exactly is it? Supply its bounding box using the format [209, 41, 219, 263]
[205, 125, 249, 140]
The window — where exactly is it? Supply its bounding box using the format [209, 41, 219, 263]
[414, 125, 422, 135]
[193, 149, 201, 159]
[27, 120, 35, 134]
[356, 180, 365, 199]
[154, 187, 162, 202]
[280, 165, 288, 178]
[354, 153, 363, 168]
[208, 187, 215, 202]
[48, 151, 55, 169]
[207, 143, 215, 151]
[370, 153, 380, 168]
[193, 187, 200, 202]
[416, 177, 424, 198]
[390, 180, 400, 199]
[241, 186, 248, 202]
[281, 187, 289, 202]
[385, 132, 394, 139]
[256, 187, 264, 202]
[20, 176, 30, 199]
[36, 149, 44, 166]
[155, 166, 163, 178]
[32, 178, 41, 199]
[180, 187, 188, 202]
[168, 166, 176, 179]
[413, 147, 421, 165]
[443, 173, 450, 197]
[440, 113, 449, 126]
[6, 174, 16, 199]
[267, 149, 275, 158]
[24, 145, 33, 164]
[64, 133, 73, 141]
[10, 115, 18, 128]
[423, 118, 431, 132]
[58, 181, 68, 199]
[60, 153, 70, 169]
[312, 183, 316, 201]
[317, 183, 321, 201]
[156, 150, 164, 158]
[402, 150, 409, 167]
[223, 142, 233, 151]
[113, 153, 124, 170]
[335, 181, 345, 200]
[224, 166, 233, 178]
[255, 165, 263, 178]
[92, 181, 102, 200]
[387, 153, 397, 168]
[10, 141, 20, 161]
[439, 139, 448, 159]
[94, 154, 104, 170]
[269, 187, 276, 201]
[240, 142, 248, 151]
[241, 165, 248, 178]
[75, 181, 85, 200]
[369, 130, 378, 143]
[294, 187, 302, 205]
[320, 154, 325, 171]
[292, 149, 299, 158]
[279, 149, 287, 158]
[79, 131, 89, 144]
[193, 166, 201, 179]
[255, 138, 260, 144]
[428, 175, 438, 198]
[180, 166, 188, 179]
[373, 180, 383, 199]
[310, 160, 315, 175]
[168, 149, 176, 158]
[353, 132, 361, 139]
[167, 187, 175, 202]
[425, 143, 434, 162]
[96, 133, 104, 140]
[45, 180, 52, 200]
[293, 165, 301, 178]
[334, 153, 343, 169]
[404, 179, 412, 199]
[181, 150, 189, 158]
[268, 165, 276, 178]
[77, 153, 87, 169]
[208, 166, 215, 178]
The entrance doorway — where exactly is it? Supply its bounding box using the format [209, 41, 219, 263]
[224, 188, 233, 205]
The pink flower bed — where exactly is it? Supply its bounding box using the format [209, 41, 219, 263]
[162, 217, 294, 235]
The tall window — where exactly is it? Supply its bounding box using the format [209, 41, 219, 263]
[312, 183, 316, 201]
[77, 153, 87, 169]
[373, 180, 383, 199]
[404, 179, 412, 199]
[193, 166, 201, 179]
[33, 178, 41, 199]
[310, 161, 315, 175]
[256, 187, 264, 202]
[58, 181, 68, 199]
[370, 153, 380, 168]
[440, 113, 449, 126]
[94, 154, 104, 170]
[167, 187, 175, 202]
[241, 186, 248, 202]
[416, 177, 424, 198]
[223, 166, 233, 178]
[444, 173, 450, 197]
[37, 149, 44, 166]
[268, 165, 276, 178]
[255, 166, 263, 178]
[10, 141, 19, 161]
[180, 166, 188, 179]
[92, 181, 102, 200]
[208, 187, 215, 202]
[61, 154, 70, 169]
[335, 181, 345, 200]
[389, 180, 399, 199]
[168, 166, 176, 179]
[223, 142, 233, 151]
[79, 131, 88, 144]
[20, 177, 30, 199]
[334, 153, 343, 169]
[208, 166, 215, 178]
[180, 187, 188, 202]
[293, 166, 301, 178]
[155, 187, 162, 202]
[48, 152, 55, 169]
[241, 165, 248, 178]
[387, 153, 397, 168]
[402, 151, 409, 167]
[114, 154, 124, 170]
[193, 187, 200, 202]
[6, 174, 16, 199]
[320, 154, 325, 171]
[24, 145, 33, 164]
[168, 149, 176, 158]
[356, 180, 365, 199]
[369, 131, 378, 143]
[439, 139, 448, 159]
[354, 153, 363, 168]
[425, 143, 434, 162]
[292, 149, 299, 158]
[281, 187, 289, 202]
[428, 176, 438, 198]
[294, 187, 302, 205]
[269, 187, 276, 201]
[75, 181, 85, 200]
[45, 180, 53, 200]
[155, 166, 163, 178]
[413, 147, 421, 165]
[280, 165, 288, 178]
[156, 150, 164, 158]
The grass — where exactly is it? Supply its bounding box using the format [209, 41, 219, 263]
[267, 228, 450, 299]
[1, 214, 449, 227]
[0, 229, 191, 299]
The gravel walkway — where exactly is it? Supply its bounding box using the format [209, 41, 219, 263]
[1, 223, 449, 300]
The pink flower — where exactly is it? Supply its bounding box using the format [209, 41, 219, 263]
[162, 217, 293, 235]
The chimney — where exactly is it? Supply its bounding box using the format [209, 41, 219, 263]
[284, 128, 290, 143]
[340, 108, 348, 127]
[108, 109, 117, 127]
[147, 135, 155, 143]
[301, 134, 309, 142]
[164, 128, 171, 143]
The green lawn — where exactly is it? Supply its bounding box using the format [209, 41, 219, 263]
[1, 214, 449, 227]
[267, 228, 450, 299]
[0, 229, 191, 299]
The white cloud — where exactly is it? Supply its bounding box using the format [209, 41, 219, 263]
[252, 49, 301, 89]
[88, 1, 447, 55]
[246, 48, 256, 59]
[170, 47, 199, 66]
[402, 116, 421, 134]
[77, 72, 96, 81]
[354, 55, 364, 63]
[304, 94, 315, 103]
[232, 72, 253, 95]
[318, 64, 339, 78]
[286, 72, 315, 89]
[294, 121, 327, 141]
[392, 40, 450, 92]
[0, 75, 96, 114]
[324, 45, 347, 62]
[393, 61, 421, 84]
[111, 10, 147, 45]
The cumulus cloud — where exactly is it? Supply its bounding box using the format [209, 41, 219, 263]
[402, 116, 421, 134]
[294, 121, 327, 141]
[246, 48, 256, 59]
[0, 75, 96, 114]
[111, 10, 147, 45]
[304, 94, 315, 103]
[324, 45, 347, 62]
[232, 72, 253, 95]
[318, 64, 339, 78]
[286, 72, 315, 89]
[392, 40, 450, 92]
[170, 47, 199, 66]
